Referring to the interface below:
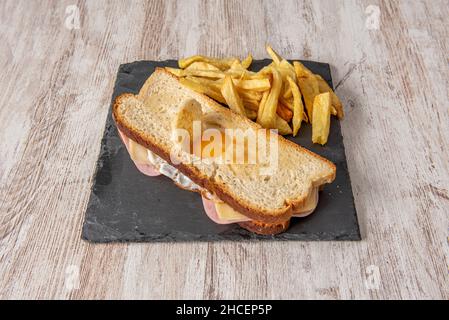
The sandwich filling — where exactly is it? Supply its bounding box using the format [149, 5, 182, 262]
[118, 129, 319, 224]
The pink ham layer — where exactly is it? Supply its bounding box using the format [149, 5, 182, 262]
[118, 128, 314, 224]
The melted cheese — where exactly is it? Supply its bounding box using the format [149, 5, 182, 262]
[128, 139, 202, 192]
[293, 187, 318, 216]
[214, 201, 248, 221]
[128, 139, 150, 163]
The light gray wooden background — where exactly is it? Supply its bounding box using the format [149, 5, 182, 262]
[0, 0, 448, 300]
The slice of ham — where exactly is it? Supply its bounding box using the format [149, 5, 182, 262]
[117, 129, 161, 177]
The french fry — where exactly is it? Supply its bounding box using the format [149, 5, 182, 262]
[185, 76, 221, 91]
[312, 92, 331, 145]
[331, 106, 338, 116]
[276, 102, 293, 122]
[292, 60, 314, 77]
[181, 69, 226, 79]
[242, 98, 260, 111]
[178, 55, 238, 70]
[214, 77, 271, 91]
[233, 78, 271, 91]
[186, 61, 220, 71]
[282, 97, 308, 123]
[279, 60, 297, 84]
[315, 74, 344, 119]
[245, 108, 257, 120]
[280, 97, 293, 110]
[221, 75, 246, 115]
[237, 89, 263, 101]
[303, 111, 309, 123]
[293, 61, 319, 122]
[277, 66, 296, 81]
[246, 72, 271, 80]
[230, 60, 244, 70]
[241, 54, 253, 69]
[257, 91, 269, 124]
[257, 64, 273, 76]
[286, 76, 304, 136]
[275, 115, 292, 135]
[266, 45, 282, 65]
[259, 67, 282, 129]
[275, 60, 296, 101]
[278, 73, 291, 97]
[280, 59, 296, 75]
[283, 86, 292, 99]
[165, 67, 183, 77]
[179, 78, 226, 104]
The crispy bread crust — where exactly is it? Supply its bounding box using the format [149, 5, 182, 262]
[238, 219, 290, 235]
[112, 69, 336, 232]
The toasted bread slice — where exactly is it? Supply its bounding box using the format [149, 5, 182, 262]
[113, 68, 336, 229]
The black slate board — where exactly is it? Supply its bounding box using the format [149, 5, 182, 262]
[82, 60, 360, 242]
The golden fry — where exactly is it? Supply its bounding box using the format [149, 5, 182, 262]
[233, 78, 271, 91]
[293, 60, 314, 77]
[165, 67, 183, 77]
[303, 110, 309, 123]
[280, 59, 296, 74]
[283, 86, 292, 99]
[221, 75, 246, 115]
[279, 60, 296, 81]
[331, 106, 337, 116]
[315, 74, 344, 119]
[286, 76, 304, 136]
[241, 54, 253, 69]
[180, 78, 226, 104]
[214, 77, 270, 91]
[230, 60, 244, 70]
[312, 92, 331, 145]
[181, 69, 225, 79]
[280, 97, 293, 110]
[242, 98, 260, 111]
[266, 45, 282, 65]
[259, 67, 282, 128]
[275, 115, 292, 135]
[257, 64, 273, 76]
[257, 91, 269, 124]
[245, 108, 257, 120]
[185, 76, 221, 90]
[274, 60, 296, 101]
[293, 61, 319, 122]
[237, 89, 263, 101]
[185, 61, 220, 71]
[276, 102, 293, 123]
[247, 72, 271, 80]
[178, 55, 237, 70]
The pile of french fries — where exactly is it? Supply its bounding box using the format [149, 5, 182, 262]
[166, 45, 343, 145]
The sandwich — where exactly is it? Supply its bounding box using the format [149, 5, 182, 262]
[113, 68, 336, 235]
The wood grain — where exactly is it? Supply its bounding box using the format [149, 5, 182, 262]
[0, 0, 448, 299]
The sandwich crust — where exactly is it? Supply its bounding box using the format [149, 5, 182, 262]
[238, 219, 290, 235]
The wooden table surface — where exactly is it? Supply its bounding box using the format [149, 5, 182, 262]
[0, 0, 448, 300]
